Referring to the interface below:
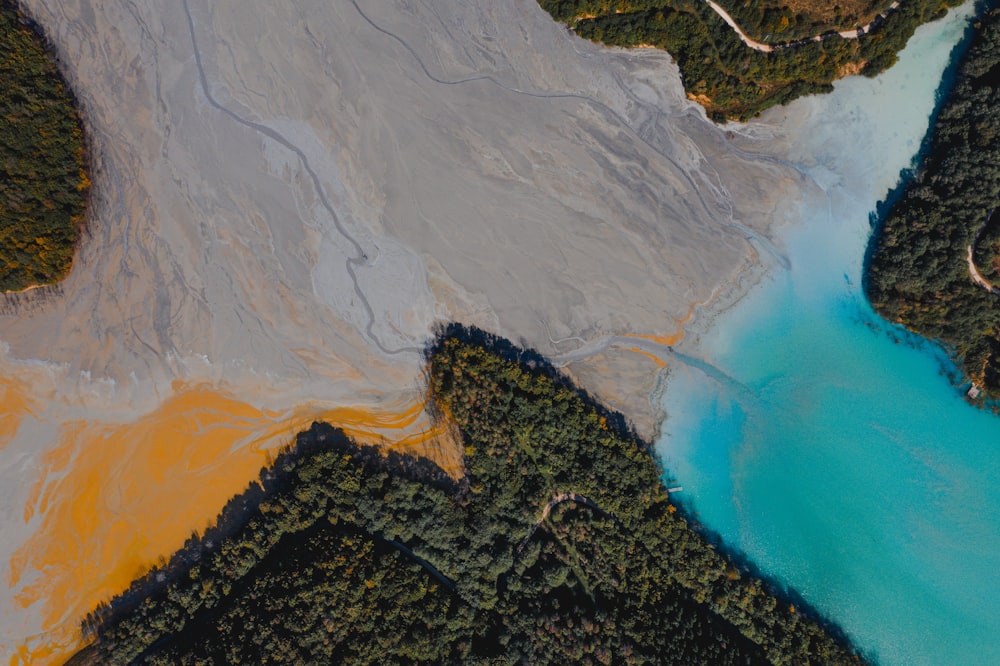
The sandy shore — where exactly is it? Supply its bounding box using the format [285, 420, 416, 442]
[0, 0, 811, 661]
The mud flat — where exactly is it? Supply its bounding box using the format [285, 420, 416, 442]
[0, 0, 814, 661]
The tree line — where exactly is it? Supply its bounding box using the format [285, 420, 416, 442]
[537, 0, 960, 120]
[74, 325, 864, 665]
[704, 0, 896, 42]
[867, 8, 1000, 395]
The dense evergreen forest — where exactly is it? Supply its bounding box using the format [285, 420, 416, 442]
[710, 0, 895, 41]
[536, 0, 959, 120]
[74, 326, 862, 665]
[867, 9, 1000, 395]
[0, 0, 88, 292]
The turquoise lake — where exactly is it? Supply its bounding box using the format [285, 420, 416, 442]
[657, 4, 1000, 665]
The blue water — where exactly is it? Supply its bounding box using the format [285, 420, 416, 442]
[657, 5, 1000, 665]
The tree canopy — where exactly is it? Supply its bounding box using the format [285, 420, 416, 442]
[537, 0, 960, 120]
[0, 0, 88, 292]
[76, 326, 861, 665]
[867, 9, 1000, 396]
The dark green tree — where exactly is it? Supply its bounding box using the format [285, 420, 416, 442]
[75, 326, 863, 665]
[0, 0, 89, 291]
[867, 9, 1000, 397]
[536, 0, 961, 120]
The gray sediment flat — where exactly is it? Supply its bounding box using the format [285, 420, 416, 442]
[0, 0, 814, 655]
[0, 0, 804, 430]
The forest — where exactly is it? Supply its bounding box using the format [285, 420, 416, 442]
[536, 0, 960, 120]
[867, 9, 1000, 395]
[0, 0, 88, 292]
[709, 0, 896, 41]
[72, 325, 863, 665]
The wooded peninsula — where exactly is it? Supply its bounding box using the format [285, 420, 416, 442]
[867, 8, 1000, 397]
[0, 0, 88, 292]
[72, 326, 862, 665]
[537, 0, 961, 120]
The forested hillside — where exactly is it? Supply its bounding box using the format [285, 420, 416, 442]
[0, 0, 88, 292]
[717, 0, 892, 42]
[710, 0, 895, 41]
[867, 9, 1000, 394]
[74, 326, 862, 665]
[537, 0, 959, 120]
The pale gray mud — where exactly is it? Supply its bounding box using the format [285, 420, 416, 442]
[0, 0, 811, 658]
[2, 0, 803, 428]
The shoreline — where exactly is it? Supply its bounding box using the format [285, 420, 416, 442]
[651, 7, 996, 662]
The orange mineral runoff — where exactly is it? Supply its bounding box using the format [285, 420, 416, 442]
[5, 383, 461, 666]
[0, 378, 34, 453]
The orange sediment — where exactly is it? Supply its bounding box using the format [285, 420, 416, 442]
[0, 377, 34, 453]
[625, 347, 668, 369]
[627, 331, 685, 346]
[7, 383, 461, 666]
[624, 301, 698, 348]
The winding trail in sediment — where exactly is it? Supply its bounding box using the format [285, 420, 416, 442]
[182, 0, 419, 357]
[185, 0, 792, 356]
[347, 0, 789, 270]
[547, 332, 754, 396]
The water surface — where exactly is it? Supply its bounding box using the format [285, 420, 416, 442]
[658, 5, 1000, 664]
